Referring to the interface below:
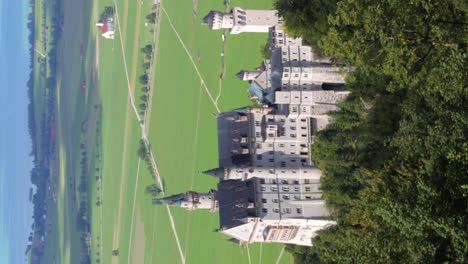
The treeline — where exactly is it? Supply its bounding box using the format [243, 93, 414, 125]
[25, 0, 64, 263]
[136, 9, 158, 179]
[277, 0, 467, 263]
[137, 139, 157, 179]
[77, 145, 91, 264]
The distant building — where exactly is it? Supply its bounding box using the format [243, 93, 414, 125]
[96, 18, 115, 39]
[155, 7, 351, 247]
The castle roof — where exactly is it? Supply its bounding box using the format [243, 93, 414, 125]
[101, 23, 108, 34]
[217, 180, 256, 229]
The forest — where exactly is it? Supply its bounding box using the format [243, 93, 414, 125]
[25, 0, 63, 262]
[276, 0, 467, 263]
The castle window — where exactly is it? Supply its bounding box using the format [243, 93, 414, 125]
[294, 195, 300, 200]
[305, 187, 311, 192]
[273, 208, 280, 213]
[269, 158, 274, 163]
[271, 186, 278, 191]
[271, 179, 277, 184]
[283, 195, 290, 200]
[304, 179, 310, 184]
[262, 208, 268, 213]
[261, 198, 267, 203]
[296, 208, 302, 214]
[295, 187, 300, 192]
[282, 180, 288, 184]
[305, 195, 312, 199]
[293, 180, 299, 184]
[261, 186, 266, 191]
[259, 179, 265, 184]
[257, 155, 262, 160]
[273, 198, 279, 203]
[283, 208, 291, 214]
[282, 187, 289, 192]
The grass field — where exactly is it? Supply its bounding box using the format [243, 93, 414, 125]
[41, 0, 295, 263]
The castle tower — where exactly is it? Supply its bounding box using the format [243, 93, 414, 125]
[203, 7, 279, 34]
[153, 190, 218, 212]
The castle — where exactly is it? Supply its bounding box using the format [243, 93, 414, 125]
[154, 7, 350, 247]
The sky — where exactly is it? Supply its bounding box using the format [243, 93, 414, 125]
[0, 0, 34, 263]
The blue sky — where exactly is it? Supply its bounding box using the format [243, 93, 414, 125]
[0, 0, 34, 263]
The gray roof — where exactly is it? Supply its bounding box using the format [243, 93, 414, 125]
[217, 180, 256, 229]
[216, 110, 251, 167]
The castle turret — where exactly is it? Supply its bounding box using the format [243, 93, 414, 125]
[202, 11, 234, 30]
[153, 190, 218, 212]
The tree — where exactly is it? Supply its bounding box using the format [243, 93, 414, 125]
[143, 62, 151, 70]
[112, 249, 119, 256]
[139, 74, 148, 84]
[145, 184, 161, 197]
[137, 142, 148, 159]
[146, 13, 157, 23]
[275, 0, 338, 54]
[99, 6, 115, 21]
[141, 44, 153, 59]
[278, 0, 468, 263]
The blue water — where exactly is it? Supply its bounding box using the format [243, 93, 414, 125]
[0, 0, 34, 263]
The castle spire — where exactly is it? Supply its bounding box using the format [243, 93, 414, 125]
[153, 190, 219, 212]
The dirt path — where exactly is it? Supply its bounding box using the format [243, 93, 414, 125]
[94, 35, 100, 78]
[130, 208, 146, 264]
[110, 101, 134, 264]
[126, 159, 141, 263]
[143, 2, 162, 134]
[109, 0, 142, 262]
[183, 81, 203, 255]
[275, 245, 286, 264]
